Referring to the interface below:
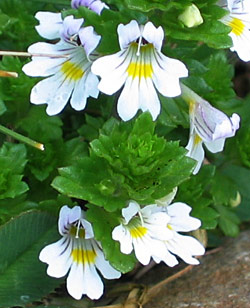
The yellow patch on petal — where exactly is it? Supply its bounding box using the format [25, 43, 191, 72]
[189, 100, 196, 113]
[61, 61, 84, 81]
[229, 18, 245, 36]
[71, 248, 97, 264]
[127, 62, 153, 80]
[167, 224, 173, 230]
[194, 134, 202, 145]
[130, 226, 147, 238]
[127, 43, 154, 80]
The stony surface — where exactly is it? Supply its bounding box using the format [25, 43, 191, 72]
[142, 231, 250, 308]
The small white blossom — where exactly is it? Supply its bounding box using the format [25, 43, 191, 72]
[112, 200, 205, 267]
[112, 201, 175, 266]
[185, 95, 240, 174]
[181, 83, 240, 174]
[219, 0, 250, 61]
[39, 205, 121, 300]
[92, 20, 188, 121]
[71, 0, 109, 15]
[22, 15, 100, 115]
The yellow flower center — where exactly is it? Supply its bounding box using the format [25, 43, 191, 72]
[130, 226, 147, 238]
[71, 248, 97, 264]
[229, 18, 245, 36]
[127, 43, 154, 80]
[61, 61, 85, 81]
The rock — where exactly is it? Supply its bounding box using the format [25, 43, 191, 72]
[143, 231, 250, 308]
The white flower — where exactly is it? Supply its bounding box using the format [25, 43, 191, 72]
[112, 201, 175, 266]
[112, 200, 205, 267]
[22, 15, 100, 115]
[39, 205, 121, 300]
[182, 84, 240, 174]
[91, 20, 188, 121]
[156, 200, 205, 265]
[219, 0, 250, 61]
[71, 0, 109, 15]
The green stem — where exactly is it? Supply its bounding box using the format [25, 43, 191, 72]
[0, 125, 44, 151]
[180, 83, 201, 104]
[0, 51, 69, 59]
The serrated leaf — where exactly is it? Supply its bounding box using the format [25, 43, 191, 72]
[0, 211, 62, 307]
[0, 142, 28, 199]
[52, 157, 129, 212]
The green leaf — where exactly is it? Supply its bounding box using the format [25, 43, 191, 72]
[86, 204, 136, 273]
[0, 195, 38, 225]
[0, 99, 6, 116]
[222, 164, 250, 221]
[214, 204, 240, 237]
[0, 211, 63, 307]
[52, 157, 129, 212]
[0, 142, 28, 199]
[210, 171, 238, 206]
[52, 113, 195, 211]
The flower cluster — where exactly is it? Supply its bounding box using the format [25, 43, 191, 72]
[23, 16, 188, 120]
[21, 0, 243, 301]
[112, 194, 205, 267]
[40, 196, 205, 300]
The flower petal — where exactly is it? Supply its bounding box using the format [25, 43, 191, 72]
[186, 132, 204, 175]
[61, 15, 84, 42]
[204, 138, 225, 153]
[67, 261, 104, 300]
[117, 76, 140, 121]
[167, 202, 201, 232]
[122, 201, 140, 224]
[133, 236, 152, 265]
[92, 51, 129, 95]
[39, 237, 72, 278]
[112, 225, 133, 254]
[142, 22, 164, 51]
[153, 248, 178, 267]
[118, 20, 141, 50]
[35, 11, 63, 40]
[30, 74, 73, 115]
[152, 52, 188, 97]
[138, 76, 161, 120]
[79, 26, 101, 58]
[94, 242, 121, 279]
[22, 43, 66, 77]
[166, 233, 205, 265]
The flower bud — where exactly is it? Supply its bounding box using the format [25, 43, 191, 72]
[178, 4, 203, 28]
[229, 191, 241, 208]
